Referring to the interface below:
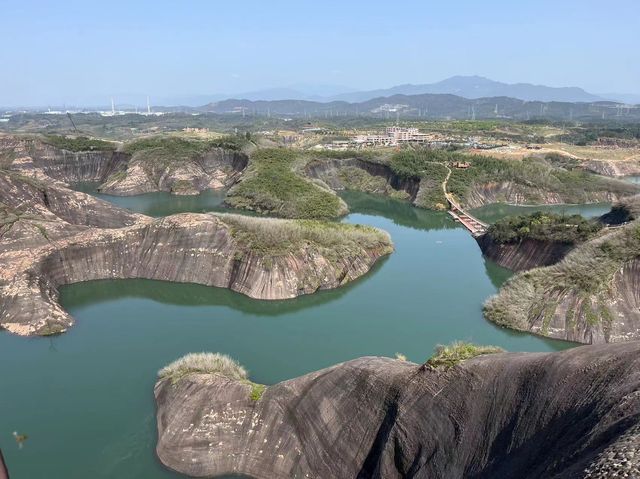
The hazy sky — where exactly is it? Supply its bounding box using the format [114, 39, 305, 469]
[1, 0, 638, 106]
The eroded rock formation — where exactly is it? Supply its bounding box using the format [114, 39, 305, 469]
[0, 165, 392, 336]
[1, 136, 248, 196]
[99, 147, 248, 196]
[155, 342, 640, 479]
[305, 158, 418, 201]
[476, 234, 572, 271]
[484, 222, 640, 343]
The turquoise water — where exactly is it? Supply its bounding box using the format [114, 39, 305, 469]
[623, 175, 640, 185]
[0, 191, 575, 478]
[73, 182, 228, 217]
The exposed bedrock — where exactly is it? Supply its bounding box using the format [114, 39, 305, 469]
[99, 148, 249, 196]
[4, 137, 249, 196]
[484, 223, 640, 344]
[1, 210, 392, 336]
[584, 159, 640, 177]
[305, 158, 420, 201]
[463, 181, 620, 209]
[13, 140, 129, 183]
[476, 234, 572, 271]
[155, 342, 640, 479]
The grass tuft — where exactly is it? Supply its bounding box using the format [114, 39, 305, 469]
[158, 352, 248, 383]
[249, 383, 266, 401]
[425, 341, 504, 369]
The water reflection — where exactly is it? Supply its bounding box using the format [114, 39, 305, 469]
[73, 181, 230, 217]
[60, 256, 389, 317]
[339, 190, 456, 231]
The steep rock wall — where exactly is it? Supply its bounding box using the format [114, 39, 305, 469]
[477, 234, 573, 271]
[1, 213, 391, 336]
[155, 343, 640, 479]
[99, 147, 249, 196]
[484, 224, 640, 344]
[19, 142, 128, 183]
[463, 181, 620, 209]
[305, 158, 420, 201]
[584, 159, 640, 177]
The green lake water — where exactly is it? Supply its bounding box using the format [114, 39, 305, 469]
[0, 189, 604, 478]
[72, 182, 228, 217]
[623, 175, 640, 185]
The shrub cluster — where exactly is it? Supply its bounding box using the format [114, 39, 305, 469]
[487, 211, 602, 244]
[43, 135, 116, 152]
[225, 148, 346, 219]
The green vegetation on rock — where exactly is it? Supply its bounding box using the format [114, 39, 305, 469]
[124, 135, 246, 156]
[158, 352, 248, 383]
[425, 341, 504, 369]
[389, 149, 454, 179]
[159, 352, 267, 400]
[225, 148, 347, 219]
[122, 136, 244, 171]
[249, 383, 266, 401]
[388, 148, 637, 209]
[221, 213, 393, 257]
[43, 135, 117, 152]
[487, 211, 603, 244]
[484, 223, 640, 333]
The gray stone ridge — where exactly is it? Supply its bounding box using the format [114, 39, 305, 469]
[155, 342, 640, 479]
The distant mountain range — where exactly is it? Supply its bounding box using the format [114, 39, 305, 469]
[327, 76, 605, 103]
[200, 92, 640, 122]
[180, 76, 636, 106]
[5, 76, 637, 111]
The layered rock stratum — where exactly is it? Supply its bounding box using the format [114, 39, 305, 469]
[476, 234, 573, 271]
[0, 135, 249, 196]
[155, 342, 640, 479]
[484, 217, 640, 344]
[0, 144, 392, 336]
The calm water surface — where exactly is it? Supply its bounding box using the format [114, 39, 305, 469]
[0, 190, 578, 478]
[623, 175, 640, 185]
[73, 182, 228, 217]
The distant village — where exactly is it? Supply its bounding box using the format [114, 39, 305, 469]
[311, 126, 502, 151]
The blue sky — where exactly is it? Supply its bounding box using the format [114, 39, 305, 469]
[1, 0, 638, 106]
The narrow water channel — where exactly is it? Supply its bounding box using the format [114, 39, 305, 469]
[0, 189, 598, 478]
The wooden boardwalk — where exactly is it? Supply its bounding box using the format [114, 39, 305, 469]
[442, 164, 488, 237]
[447, 198, 488, 237]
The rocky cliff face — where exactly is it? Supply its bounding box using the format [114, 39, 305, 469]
[155, 342, 640, 479]
[0, 169, 392, 336]
[305, 158, 419, 201]
[584, 159, 640, 177]
[99, 147, 249, 196]
[1, 136, 127, 183]
[476, 234, 573, 271]
[2, 136, 248, 196]
[484, 223, 640, 344]
[463, 181, 621, 209]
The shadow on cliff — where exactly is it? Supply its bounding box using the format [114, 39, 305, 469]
[59, 256, 389, 317]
